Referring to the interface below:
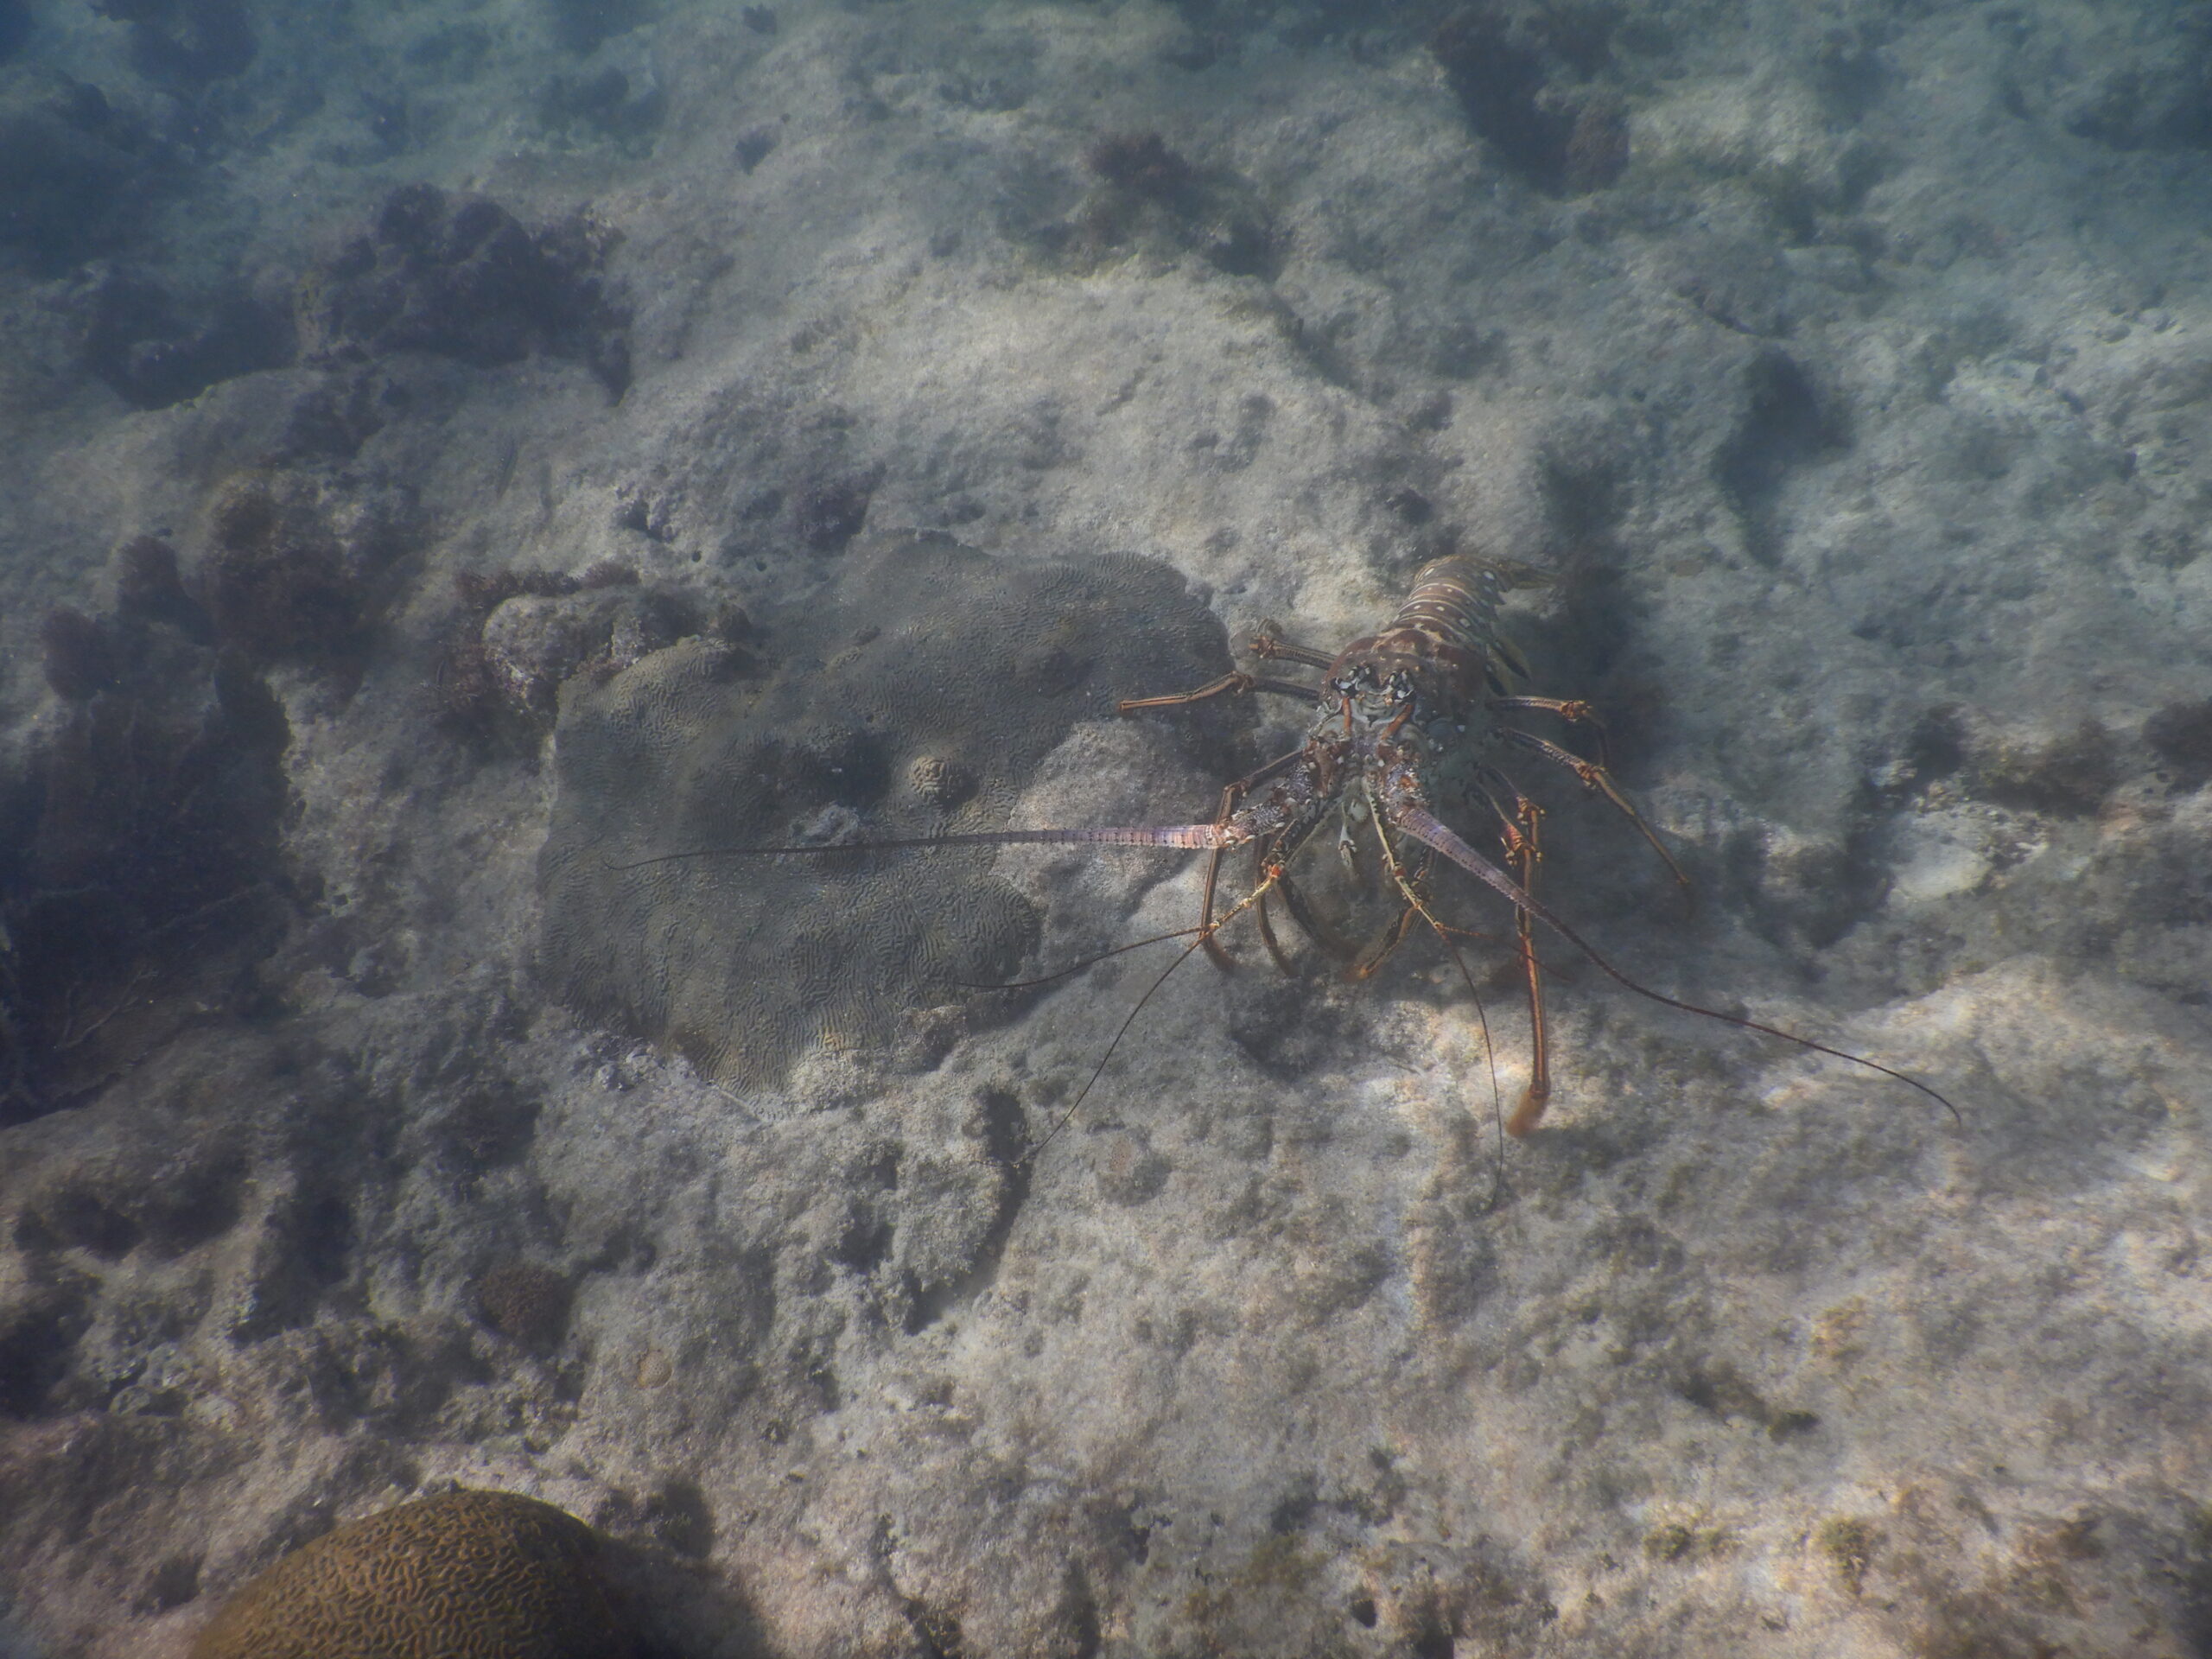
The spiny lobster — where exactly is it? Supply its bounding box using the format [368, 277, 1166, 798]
[625, 552, 1955, 1139]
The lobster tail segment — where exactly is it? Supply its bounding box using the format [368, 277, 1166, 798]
[1334, 554, 1513, 709]
[1393, 554, 1507, 647]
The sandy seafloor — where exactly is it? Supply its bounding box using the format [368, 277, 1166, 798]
[5, 0, 2212, 1653]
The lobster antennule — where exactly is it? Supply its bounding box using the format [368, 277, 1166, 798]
[606, 821, 1243, 872]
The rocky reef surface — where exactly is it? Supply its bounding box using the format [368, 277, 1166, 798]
[3, 1, 2211, 1655]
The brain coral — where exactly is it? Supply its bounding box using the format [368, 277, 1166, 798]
[189, 1489, 632, 1659]
[537, 531, 1236, 1084]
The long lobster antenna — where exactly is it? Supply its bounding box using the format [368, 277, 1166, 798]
[1388, 804, 1961, 1125]
[604, 823, 1239, 873]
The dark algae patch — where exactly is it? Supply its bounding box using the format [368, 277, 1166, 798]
[299, 184, 631, 399]
[1430, 3, 1630, 195]
[3, 542, 289, 1120]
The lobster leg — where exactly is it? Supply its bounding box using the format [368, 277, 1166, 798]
[1346, 850, 1432, 982]
[1195, 747, 1309, 968]
[1251, 807, 1361, 968]
[1254, 835, 1300, 973]
[1495, 726, 1690, 892]
[1503, 799, 1553, 1137]
[1460, 766, 1557, 1133]
[1247, 633, 1338, 672]
[1488, 695, 1611, 767]
[1116, 672, 1320, 968]
[1195, 782, 1243, 969]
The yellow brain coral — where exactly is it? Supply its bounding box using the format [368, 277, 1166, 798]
[189, 1489, 634, 1659]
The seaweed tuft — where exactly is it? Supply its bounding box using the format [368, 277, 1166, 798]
[1815, 1516, 1883, 1597]
[1430, 3, 1627, 195]
[201, 478, 370, 667]
[114, 536, 210, 636]
[1084, 130, 1197, 203]
[37, 607, 116, 701]
[0, 75, 168, 273]
[476, 1259, 574, 1351]
[299, 184, 632, 399]
[69, 264, 292, 410]
[795, 475, 873, 551]
[1065, 130, 1279, 276]
[2146, 697, 2212, 789]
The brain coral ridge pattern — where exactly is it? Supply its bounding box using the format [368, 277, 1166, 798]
[537, 532, 1234, 1084]
[188, 1488, 632, 1658]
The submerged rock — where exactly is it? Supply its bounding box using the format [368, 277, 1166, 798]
[538, 531, 1239, 1085]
